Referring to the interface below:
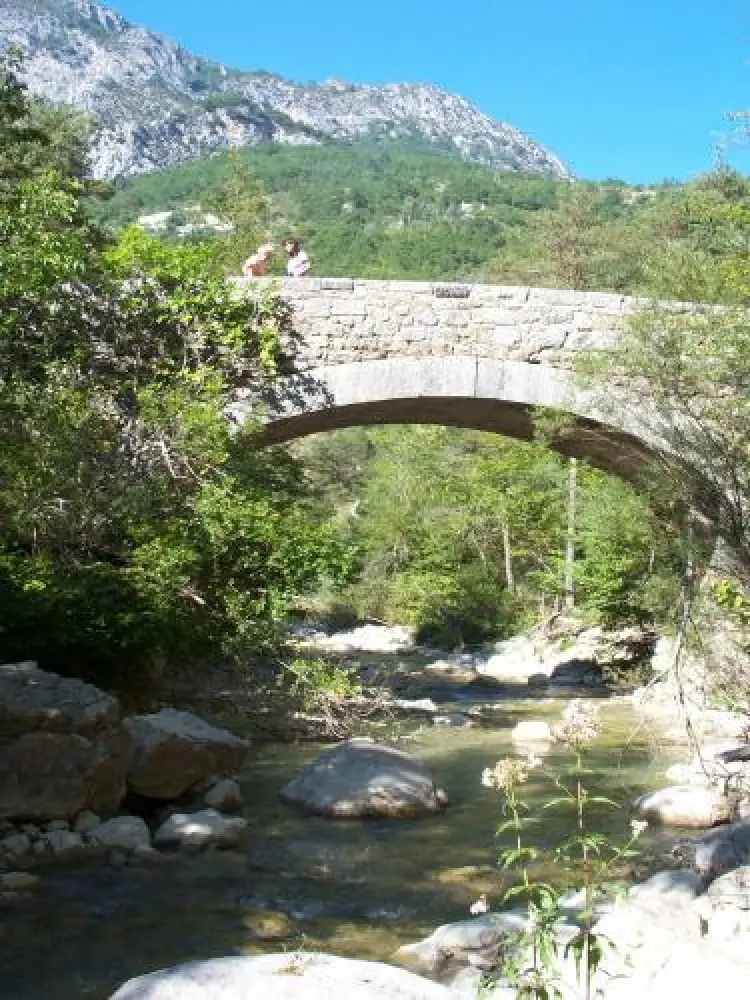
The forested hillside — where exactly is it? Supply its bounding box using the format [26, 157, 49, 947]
[95, 140, 745, 301]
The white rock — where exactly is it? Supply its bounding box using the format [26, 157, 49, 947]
[42, 830, 84, 854]
[511, 719, 552, 742]
[153, 809, 247, 849]
[88, 817, 151, 851]
[280, 740, 448, 819]
[109, 953, 454, 999]
[627, 869, 702, 907]
[633, 785, 737, 828]
[395, 912, 528, 975]
[204, 779, 244, 812]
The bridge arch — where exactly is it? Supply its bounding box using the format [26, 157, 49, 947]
[244, 355, 672, 487]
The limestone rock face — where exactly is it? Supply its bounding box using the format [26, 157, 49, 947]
[280, 739, 448, 818]
[124, 709, 249, 800]
[633, 785, 738, 828]
[0, 2, 570, 182]
[0, 725, 132, 821]
[108, 953, 455, 1000]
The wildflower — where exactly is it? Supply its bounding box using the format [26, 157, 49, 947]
[525, 751, 543, 770]
[481, 757, 529, 791]
[469, 894, 489, 916]
[553, 699, 600, 750]
[630, 819, 649, 838]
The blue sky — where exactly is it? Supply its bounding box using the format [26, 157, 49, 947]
[112, 0, 750, 183]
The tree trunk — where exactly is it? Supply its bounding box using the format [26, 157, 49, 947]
[564, 458, 577, 610]
[502, 520, 515, 591]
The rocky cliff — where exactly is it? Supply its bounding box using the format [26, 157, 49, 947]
[0, 0, 571, 181]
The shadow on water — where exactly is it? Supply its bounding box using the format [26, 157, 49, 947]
[0, 692, 678, 1000]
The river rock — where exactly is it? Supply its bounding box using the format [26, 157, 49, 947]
[42, 830, 85, 854]
[395, 911, 528, 976]
[633, 785, 737, 828]
[0, 727, 132, 821]
[0, 872, 40, 890]
[664, 742, 750, 790]
[0, 663, 132, 821]
[0, 832, 30, 857]
[280, 739, 448, 819]
[153, 809, 247, 848]
[73, 810, 102, 835]
[204, 778, 244, 812]
[124, 709, 249, 800]
[432, 713, 475, 728]
[0, 661, 119, 737]
[511, 719, 552, 742]
[678, 820, 750, 879]
[548, 660, 604, 687]
[88, 816, 151, 851]
[109, 953, 454, 1000]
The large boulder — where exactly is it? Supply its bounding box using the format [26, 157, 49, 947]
[633, 785, 738, 828]
[280, 739, 448, 818]
[0, 662, 131, 821]
[0, 661, 119, 737]
[109, 953, 454, 1000]
[124, 709, 249, 800]
[0, 723, 132, 821]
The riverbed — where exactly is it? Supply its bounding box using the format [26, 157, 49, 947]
[0, 679, 680, 1000]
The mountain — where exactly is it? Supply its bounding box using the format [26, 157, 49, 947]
[0, 0, 571, 181]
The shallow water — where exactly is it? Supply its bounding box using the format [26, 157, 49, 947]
[0, 694, 677, 1000]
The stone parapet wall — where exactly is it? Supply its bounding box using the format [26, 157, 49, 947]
[236, 277, 637, 371]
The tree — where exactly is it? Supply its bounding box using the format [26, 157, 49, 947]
[0, 52, 352, 676]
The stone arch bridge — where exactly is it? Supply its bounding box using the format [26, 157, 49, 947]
[234, 276, 680, 489]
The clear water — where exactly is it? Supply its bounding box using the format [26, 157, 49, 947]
[0, 693, 678, 1000]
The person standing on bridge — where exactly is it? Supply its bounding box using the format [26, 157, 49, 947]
[242, 243, 275, 278]
[283, 237, 311, 277]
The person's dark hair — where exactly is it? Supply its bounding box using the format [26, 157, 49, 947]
[283, 238, 300, 255]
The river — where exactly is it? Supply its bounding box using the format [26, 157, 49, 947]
[0, 678, 677, 999]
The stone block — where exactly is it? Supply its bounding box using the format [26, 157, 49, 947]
[329, 300, 368, 317]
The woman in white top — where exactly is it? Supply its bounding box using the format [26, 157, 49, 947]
[283, 238, 311, 277]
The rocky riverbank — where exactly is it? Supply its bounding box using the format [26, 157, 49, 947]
[0, 662, 253, 886]
[3, 617, 750, 999]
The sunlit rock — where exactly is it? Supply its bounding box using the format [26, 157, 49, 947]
[280, 739, 448, 818]
[108, 952, 455, 999]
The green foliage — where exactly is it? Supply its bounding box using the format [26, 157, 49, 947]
[303, 426, 681, 646]
[483, 705, 644, 999]
[281, 655, 360, 712]
[93, 142, 565, 280]
[0, 53, 353, 679]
